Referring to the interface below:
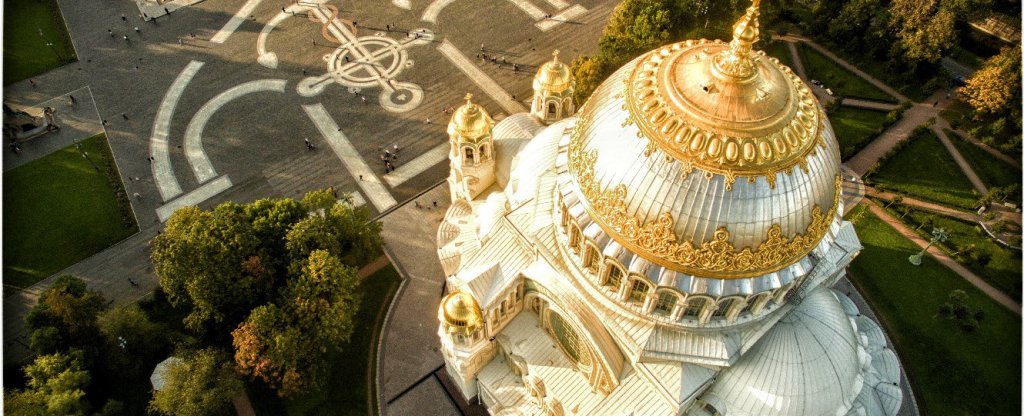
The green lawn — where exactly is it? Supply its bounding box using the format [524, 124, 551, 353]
[762, 41, 794, 69]
[3, 0, 77, 84]
[868, 129, 980, 210]
[827, 106, 889, 159]
[947, 130, 1023, 205]
[940, 100, 1022, 158]
[893, 207, 1023, 301]
[797, 43, 896, 102]
[3, 134, 138, 288]
[251, 264, 402, 415]
[846, 205, 1021, 416]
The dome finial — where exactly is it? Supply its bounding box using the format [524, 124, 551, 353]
[713, 0, 762, 79]
[552, 49, 560, 63]
[464, 93, 474, 106]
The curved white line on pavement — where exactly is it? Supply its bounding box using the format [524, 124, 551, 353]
[257, 4, 314, 68]
[392, 0, 411, 10]
[422, 0, 455, 23]
[151, 60, 203, 202]
[185, 79, 287, 184]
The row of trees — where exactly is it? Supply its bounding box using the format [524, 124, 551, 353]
[6, 189, 384, 415]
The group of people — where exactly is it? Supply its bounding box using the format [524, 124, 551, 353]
[381, 144, 399, 173]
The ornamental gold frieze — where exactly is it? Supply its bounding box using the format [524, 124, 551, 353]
[566, 124, 842, 279]
[621, 40, 825, 190]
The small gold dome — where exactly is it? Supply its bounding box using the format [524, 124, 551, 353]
[533, 50, 574, 94]
[448, 93, 494, 141]
[438, 290, 484, 331]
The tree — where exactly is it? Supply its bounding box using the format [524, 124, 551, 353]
[888, 0, 956, 63]
[149, 349, 244, 416]
[5, 351, 91, 416]
[285, 201, 382, 271]
[97, 304, 170, 377]
[151, 204, 268, 332]
[959, 46, 1022, 114]
[25, 276, 105, 356]
[916, 215, 936, 231]
[233, 251, 361, 396]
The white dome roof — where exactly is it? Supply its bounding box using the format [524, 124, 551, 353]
[705, 287, 865, 415]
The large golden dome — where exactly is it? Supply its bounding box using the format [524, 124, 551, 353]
[438, 291, 484, 332]
[560, 0, 842, 279]
[448, 93, 494, 141]
[534, 50, 574, 94]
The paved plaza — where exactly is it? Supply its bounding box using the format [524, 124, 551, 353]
[1, 0, 616, 410]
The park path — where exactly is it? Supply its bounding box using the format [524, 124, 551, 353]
[866, 187, 978, 222]
[940, 120, 1022, 169]
[932, 126, 989, 194]
[845, 91, 948, 176]
[865, 200, 1021, 315]
[784, 36, 910, 103]
[842, 98, 899, 111]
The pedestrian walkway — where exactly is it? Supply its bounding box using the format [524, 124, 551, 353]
[845, 90, 948, 176]
[932, 126, 988, 194]
[865, 187, 977, 222]
[865, 200, 1021, 315]
[939, 120, 1022, 169]
[3, 87, 104, 172]
[785, 36, 909, 103]
[375, 184, 460, 416]
[842, 98, 899, 112]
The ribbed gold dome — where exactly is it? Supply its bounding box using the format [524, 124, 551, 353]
[533, 50, 574, 94]
[561, 0, 842, 279]
[448, 93, 494, 141]
[438, 291, 483, 331]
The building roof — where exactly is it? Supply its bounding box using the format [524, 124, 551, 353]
[533, 50, 574, 95]
[448, 93, 494, 141]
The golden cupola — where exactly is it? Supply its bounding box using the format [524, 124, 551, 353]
[448, 93, 494, 143]
[438, 291, 484, 334]
[533, 50, 574, 94]
[558, 0, 842, 279]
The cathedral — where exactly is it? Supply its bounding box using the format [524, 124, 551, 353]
[435, 2, 904, 415]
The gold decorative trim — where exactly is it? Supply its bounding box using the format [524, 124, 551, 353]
[566, 123, 841, 279]
[623, 40, 825, 190]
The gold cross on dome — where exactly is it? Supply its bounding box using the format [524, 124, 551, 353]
[464, 93, 473, 105]
[552, 49, 560, 62]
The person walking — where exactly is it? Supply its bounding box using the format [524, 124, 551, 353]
[304, 138, 314, 149]
[124, 34, 130, 42]
[69, 95, 76, 105]
[108, 29, 114, 37]
[29, 79, 36, 87]
[134, 26, 140, 33]
[121, 13, 127, 21]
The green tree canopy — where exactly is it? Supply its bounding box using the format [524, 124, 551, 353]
[5, 351, 91, 416]
[232, 250, 361, 396]
[148, 348, 244, 416]
[24, 276, 105, 356]
[150, 204, 269, 332]
[888, 0, 957, 63]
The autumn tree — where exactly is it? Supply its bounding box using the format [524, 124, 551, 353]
[888, 0, 957, 63]
[25, 276, 105, 356]
[5, 351, 92, 416]
[959, 45, 1022, 114]
[233, 250, 360, 396]
[149, 349, 244, 416]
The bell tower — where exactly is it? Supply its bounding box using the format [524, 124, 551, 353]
[447, 93, 496, 202]
[531, 50, 576, 124]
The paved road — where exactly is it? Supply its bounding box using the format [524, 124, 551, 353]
[866, 200, 1022, 315]
[842, 98, 899, 111]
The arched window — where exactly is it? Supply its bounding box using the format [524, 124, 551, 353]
[713, 298, 736, 317]
[480, 144, 488, 158]
[654, 292, 677, 315]
[548, 102, 557, 115]
[569, 226, 582, 253]
[629, 280, 648, 303]
[604, 264, 623, 290]
[684, 297, 709, 317]
[464, 147, 474, 160]
[583, 245, 598, 271]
